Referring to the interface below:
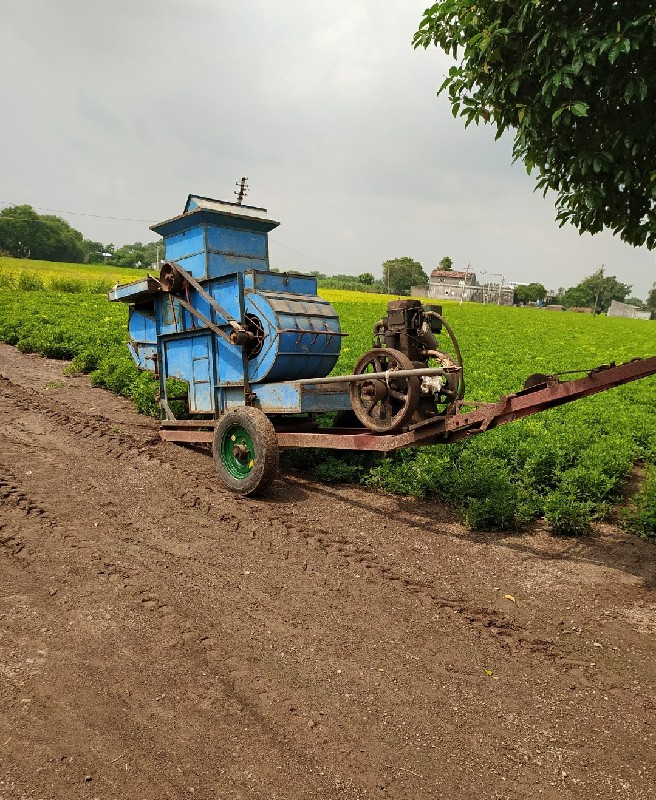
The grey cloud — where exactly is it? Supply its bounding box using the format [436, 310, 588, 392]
[1, 0, 654, 297]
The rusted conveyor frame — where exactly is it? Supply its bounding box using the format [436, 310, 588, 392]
[158, 356, 656, 448]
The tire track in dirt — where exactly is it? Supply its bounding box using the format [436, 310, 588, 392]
[0, 372, 554, 658]
[2, 352, 656, 799]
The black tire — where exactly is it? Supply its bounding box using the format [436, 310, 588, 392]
[213, 407, 279, 495]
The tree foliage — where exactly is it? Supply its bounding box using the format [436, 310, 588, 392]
[111, 241, 160, 269]
[0, 205, 86, 262]
[561, 269, 631, 312]
[358, 272, 375, 285]
[647, 284, 656, 315]
[438, 255, 453, 271]
[414, 2, 656, 248]
[382, 257, 428, 294]
[514, 282, 547, 304]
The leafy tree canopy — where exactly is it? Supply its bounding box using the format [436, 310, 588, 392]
[111, 240, 161, 269]
[358, 271, 375, 285]
[438, 255, 453, 271]
[382, 257, 428, 294]
[514, 282, 547, 304]
[561, 269, 631, 312]
[0, 205, 86, 262]
[646, 284, 656, 314]
[414, 2, 656, 248]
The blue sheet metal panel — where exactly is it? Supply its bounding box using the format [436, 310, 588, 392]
[127, 307, 158, 372]
[190, 335, 213, 412]
[207, 252, 269, 277]
[298, 382, 351, 412]
[170, 251, 206, 278]
[249, 270, 318, 295]
[216, 336, 245, 385]
[157, 286, 220, 337]
[128, 342, 158, 371]
[128, 306, 157, 344]
[222, 382, 351, 413]
[158, 294, 183, 336]
[163, 334, 215, 413]
[208, 274, 242, 320]
[206, 226, 268, 260]
[108, 276, 160, 303]
[152, 208, 279, 238]
[164, 225, 207, 276]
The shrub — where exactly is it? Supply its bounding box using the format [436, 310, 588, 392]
[66, 349, 102, 374]
[544, 492, 593, 536]
[17, 271, 45, 291]
[49, 277, 85, 293]
[87, 279, 114, 295]
[314, 455, 365, 484]
[0, 271, 15, 289]
[622, 467, 656, 541]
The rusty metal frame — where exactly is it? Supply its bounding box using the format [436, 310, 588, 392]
[158, 357, 656, 450]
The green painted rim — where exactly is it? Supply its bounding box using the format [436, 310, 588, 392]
[220, 424, 255, 480]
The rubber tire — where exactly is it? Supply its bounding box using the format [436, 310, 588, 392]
[213, 407, 279, 496]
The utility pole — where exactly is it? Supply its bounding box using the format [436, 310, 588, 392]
[235, 177, 249, 205]
[460, 263, 471, 305]
[593, 264, 604, 315]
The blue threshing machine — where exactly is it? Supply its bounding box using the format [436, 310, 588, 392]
[110, 194, 656, 495]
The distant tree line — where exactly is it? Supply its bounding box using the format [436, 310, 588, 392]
[2, 205, 652, 315]
[0, 205, 161, 269]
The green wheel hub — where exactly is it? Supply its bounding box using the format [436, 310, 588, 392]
[220, 425, 255, 480]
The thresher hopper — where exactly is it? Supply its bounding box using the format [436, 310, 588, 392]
[109, 194, 656, 495]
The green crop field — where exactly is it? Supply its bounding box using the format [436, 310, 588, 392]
[0, 265, 654, 538]
[0, 256, 149, 294]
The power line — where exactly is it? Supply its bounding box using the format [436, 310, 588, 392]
[0, 200, 356, 274]
[0, 201, 157, 224]
[269, 237, 346, 273]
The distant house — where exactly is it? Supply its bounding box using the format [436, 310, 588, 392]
[607, 300, 651, 320]
[412, 269, 514, 305]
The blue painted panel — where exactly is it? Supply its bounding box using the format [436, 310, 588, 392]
[164, 225, 206, 271]
[216, 337, 245, 385]
[225, 381, 351, 413]
[109, 277, 160, 303]
[164, 337, 192, 383]
[164, 334, 215, 413]
[128, 307, 156, 344]
[128, 342, 158, 371]
[173, 251, 206, 279]
[191, 335, 213, 412]
[207, 252, 269, 277]
[251, 270, 318, 295]
[209, 275, 242, 320]
[206, 226, 268, 259]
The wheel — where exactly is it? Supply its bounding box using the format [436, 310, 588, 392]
[213, 407, 279, 495]
[159, 262, 184, 293]
[349, 348, 420, 433]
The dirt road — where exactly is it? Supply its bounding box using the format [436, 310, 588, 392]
[0, 343, 654, 799]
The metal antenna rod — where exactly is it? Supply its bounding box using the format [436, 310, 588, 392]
[235, 177, 249, 205]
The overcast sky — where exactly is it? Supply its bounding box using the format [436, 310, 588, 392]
[2, 0, 655, 298]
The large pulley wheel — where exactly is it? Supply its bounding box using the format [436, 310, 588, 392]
[349, 348, 420, 433]
[159, 263, 184, 293]
[213, 407, 279, 495]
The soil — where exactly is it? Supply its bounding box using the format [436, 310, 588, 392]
[0, 342, 654, 800]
